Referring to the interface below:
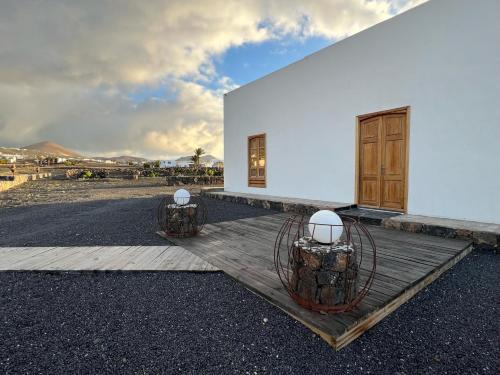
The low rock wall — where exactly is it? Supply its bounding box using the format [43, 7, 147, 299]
[383, 217, 499, 252]
[0, 173, 51, 192]
[166, 176, 224, 186]
[201, 190, 354, 215]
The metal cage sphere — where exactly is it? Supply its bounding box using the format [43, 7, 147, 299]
[156, 193, 207, 238]
[274, 214, 376, 314]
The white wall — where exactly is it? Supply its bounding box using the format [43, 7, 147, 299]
[160, 160, 176, 168]
[224, 0, 500, 224]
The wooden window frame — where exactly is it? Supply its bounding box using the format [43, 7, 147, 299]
[248, 133, 266, 188]
[354, 106, 410, 212]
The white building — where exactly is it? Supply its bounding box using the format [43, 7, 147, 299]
[224, 0, 500, 224]
[176, 160, 194, 168]
[203, 158, 224, 168]
[160, 160, 176, 168]
[0, 153, 22, 163]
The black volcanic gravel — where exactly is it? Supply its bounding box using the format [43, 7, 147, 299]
[0, 250, 498, 374]
[0, 197, 277, 247]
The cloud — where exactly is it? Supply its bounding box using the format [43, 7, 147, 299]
[0, 79, 223, 159]
[0, 0, 426, 159]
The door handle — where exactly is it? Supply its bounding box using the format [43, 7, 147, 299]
[381, 165, 385, 175]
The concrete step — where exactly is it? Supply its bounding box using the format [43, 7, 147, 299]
[338, 208, 402, 226]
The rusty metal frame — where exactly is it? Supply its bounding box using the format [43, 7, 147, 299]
[156, 193, 208, 238]
[274, 214, 376, 314]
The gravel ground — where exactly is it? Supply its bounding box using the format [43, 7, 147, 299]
[0, 179, 276, 246]
[0, 250, 498, 374]
[0, 179, 498, 373]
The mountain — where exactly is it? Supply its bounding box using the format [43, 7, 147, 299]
[23, 141, 82, 157]
[111, 155, 148, 163]
[176, 154, 219, 162]
[94, 155, 149, 164]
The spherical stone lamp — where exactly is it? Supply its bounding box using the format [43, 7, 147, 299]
[308, 210, 343, 244]
[174, 188, 190, 206]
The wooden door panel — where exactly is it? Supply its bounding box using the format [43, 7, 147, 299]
[361, 143, 379, 176]
[384, 115, 404, 138]
[384, 139, 404, 176]
[380, 113, 406, 210]
[361, 119, 379, 140]
[361, 180, 379, 206]
[358, 117, 381, 207]
[382, 180, 404, 209]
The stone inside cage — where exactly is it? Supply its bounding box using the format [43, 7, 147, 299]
[290, 237, 359, 307]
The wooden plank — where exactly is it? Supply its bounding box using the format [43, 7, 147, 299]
[49, 246, 108, 270]
[3, 247, 72, 269]
[0, 247, 57, 266]
[27, 246, 93, 269]
[0, 246, 219, 272]
[76, 246, 132, 270]
[155, 246, 218, 271]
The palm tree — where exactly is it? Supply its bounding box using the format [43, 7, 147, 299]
[191, 147, 205, 167]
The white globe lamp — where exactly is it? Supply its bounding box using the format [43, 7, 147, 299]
[308, 210, 343, 244]
[173, 189, 190, 205]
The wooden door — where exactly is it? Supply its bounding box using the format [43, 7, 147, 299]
[358, 112, 407, 211]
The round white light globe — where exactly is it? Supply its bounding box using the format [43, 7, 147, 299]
[308, 210, 343, 244]
[173, 189, 190, 205]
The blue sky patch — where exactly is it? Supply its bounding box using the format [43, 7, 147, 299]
[214, 34, 334, 87]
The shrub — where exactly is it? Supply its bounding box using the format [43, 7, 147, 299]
[81, 170, 93, 179]
[142, 170, 158, 177]
[77, 169, 108, 179]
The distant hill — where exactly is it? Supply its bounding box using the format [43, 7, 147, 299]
[94, 155, 149, 164]
[176, 154, 219, 162]
[23, 141, 82, 158]
[112, 155, 148, 163]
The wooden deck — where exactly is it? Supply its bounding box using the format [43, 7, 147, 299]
[0, 246, 219, 272]
[175, 213, 473, 350]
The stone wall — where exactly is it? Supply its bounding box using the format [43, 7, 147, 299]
[383, 216, 499, 252]
[201, 190, 354, 215]
[166, 176, 224, 186]
[0, 173, 51, 192]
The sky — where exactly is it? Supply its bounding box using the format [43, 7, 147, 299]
[0, 0, 426, 160]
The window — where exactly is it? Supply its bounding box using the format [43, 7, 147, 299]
[248, 134, 266, 187]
